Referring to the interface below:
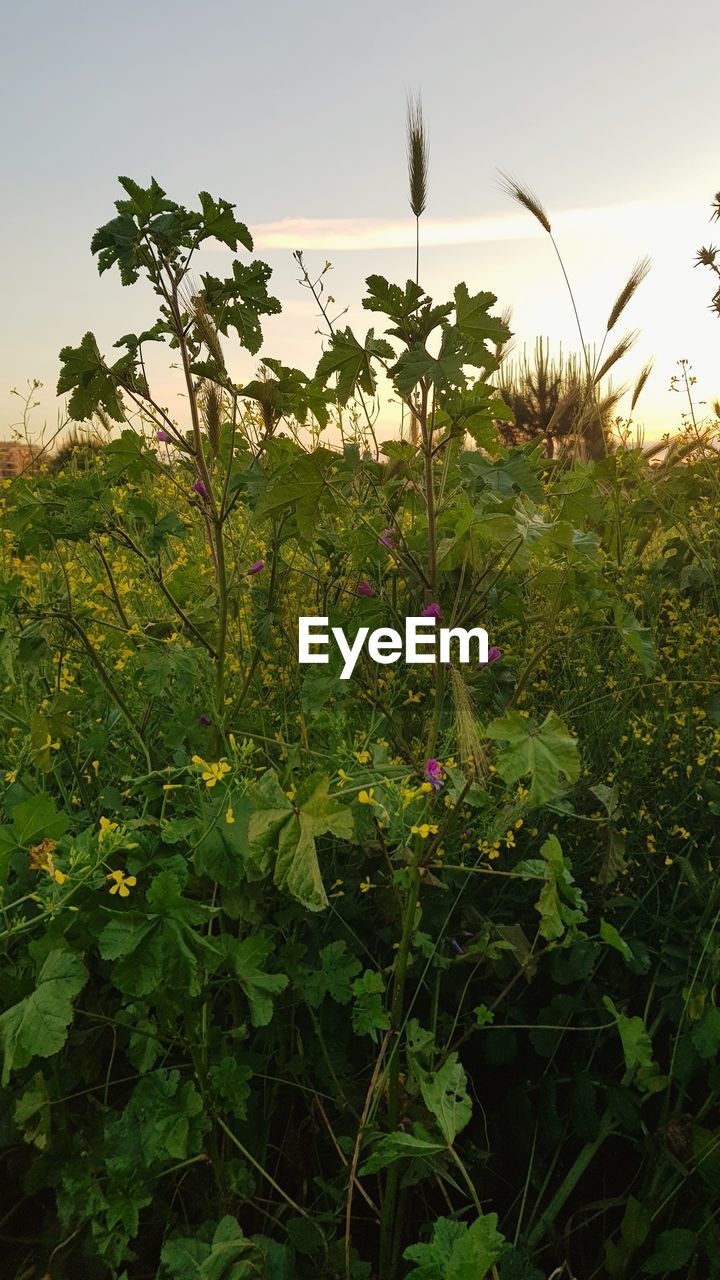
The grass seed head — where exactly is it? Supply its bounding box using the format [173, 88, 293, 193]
[406, 93, 429, 220]
[606, 256, 651, 332]
[498, 171, 552, 235]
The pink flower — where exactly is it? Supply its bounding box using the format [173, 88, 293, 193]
[247, 559, 265, 575]
[421, 603, 442, 619]
[424, 758, 443, 790]
[156, 430, 170, 443]
[356, 580, 375, 597]
[198, 713, 211, 726]
[193, 479, 208, 498]
[378, 528, 396, 549]
[487, 646, 502, 664]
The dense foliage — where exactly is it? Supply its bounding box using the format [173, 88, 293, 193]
[1, 177, 719, 1280]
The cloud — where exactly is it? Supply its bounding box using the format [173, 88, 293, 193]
[250, 201, 662, 252]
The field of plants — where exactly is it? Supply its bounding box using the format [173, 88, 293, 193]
[0, 156, 719, 1280]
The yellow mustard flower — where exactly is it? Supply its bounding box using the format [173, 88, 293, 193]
[358, 789, 376, 805]
[99, 816, 118, 840]
[359, 876, 376, 893]
[107, 869, 137, 897]
[411, 823, 439, 839]
[192, 756, 231, 787]
[225, 807, 235, 824]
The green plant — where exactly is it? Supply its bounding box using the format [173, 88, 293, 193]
[0, 155, 718, 1280]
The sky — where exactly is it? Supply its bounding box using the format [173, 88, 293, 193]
[1, 0, 719, 443]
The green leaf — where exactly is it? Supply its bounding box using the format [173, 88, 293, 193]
[691, 1006, 720, 1060]
[515, 837, 587, 940]
[419, 1053, 472, 1145]
[454, 282, 511, 347]
[600, 919, 634, 964]
[359, 1131, 446, 1175]
[223, 934, 288, 1028]
[620, 1197, 651, 1250]
[11, 792, 68, 846]
[57, 331, 126, 422]
[0, 950, 87, 1085]
[247, 771, 353, 912]
[363, 275, 426, 323]
[614, 604, 656, 673]
[485, 710, 580, 806]
[351, 970, 390, 1040]
[404, 1214, 505, 1280]
[160, 1215, 265, 1279]
[111, 1068, 204, 1168]
[642, 1229, 696, 1274]
[99, 874, 214, 999]
[315, 327, 394, 405]
[209, 1057, 253, 1120]
[302, 941, 362, 1007]
[392, 344, 466, 395]
[197, 191, 253, 252]
[603, 997, 654, 1074]
[201, 260, 281, 355]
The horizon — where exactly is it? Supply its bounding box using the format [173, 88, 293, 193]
[2, 0, 719, 443]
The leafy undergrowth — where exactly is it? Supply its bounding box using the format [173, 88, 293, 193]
[0, 177, 719, 1280]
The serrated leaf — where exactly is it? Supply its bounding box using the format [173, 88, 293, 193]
[0, 950, 87, 1085]
[197, 191, 253, 252]
[223, 934, 288, 1028]
[57, 331, 126, 422]
[404, 1214, 505, 1280]
[485, 710, 580, 806]
[315, 327, 394, 405]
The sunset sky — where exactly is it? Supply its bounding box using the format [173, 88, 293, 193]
[2, 0, 719, 442]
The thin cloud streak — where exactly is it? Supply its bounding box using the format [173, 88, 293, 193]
[250, 200, 668, 252]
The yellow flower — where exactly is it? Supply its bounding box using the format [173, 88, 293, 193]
[107, 869, 137, 897]
[4, 769, 17, 784]
[359, 876, 376, 893]
[336, 768, 350, 787]
[404, 690, 423, 704]
[354, 750, 371, 765]
[53, 869, 69, 885]
[419, 781, 433, 794]
[99, 816, 118, 840]
[192, 756, 231, 788]
[358, 789, 376, 805]
[411, 823, 439, 839]
[225, 807, 235, 824]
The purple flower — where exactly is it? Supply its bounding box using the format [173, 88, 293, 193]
[378, 528, 396, 550]
[487, 646, 502, 664]
[198, 714, 211, 726]
[193, 479, 208, 498]
[247, 559, 265, 575]
[156, 430, 170, 443]
[356, 579, 375, 597]
[424, 758, 444, 790]
[421, 603, 442, 619]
